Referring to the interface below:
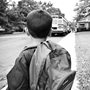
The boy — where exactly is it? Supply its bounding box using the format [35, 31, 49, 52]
[7, 9, 52, 90]
[7, 9, 74, 90]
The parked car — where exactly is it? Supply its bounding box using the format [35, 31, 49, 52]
[0, 25, 14, 34]
[50, 15, 69, 36]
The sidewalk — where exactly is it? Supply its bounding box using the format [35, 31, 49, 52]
[58, 32, 79, 90]
[0, 32, 28, 38]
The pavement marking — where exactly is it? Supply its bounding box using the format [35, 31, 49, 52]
[58, 32, 76, 70]
[58, 32, 79, 90]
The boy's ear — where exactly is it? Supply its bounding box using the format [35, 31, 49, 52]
[24, 27, 30, 36]
[26, 31, 30, 36]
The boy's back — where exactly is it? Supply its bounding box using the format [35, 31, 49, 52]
[7, 40, 73, 90]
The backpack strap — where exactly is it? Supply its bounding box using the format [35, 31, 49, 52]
[46, 41, 53, 50]
[23, 46, 37, 51]
[29, 42, 51, 90]
[41, 41, 54, 51]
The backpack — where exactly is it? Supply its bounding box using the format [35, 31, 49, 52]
[29, 41, 76, 90]
[6, 46, 36, 90]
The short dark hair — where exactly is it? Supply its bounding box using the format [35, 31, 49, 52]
[26, 9, 52, 38]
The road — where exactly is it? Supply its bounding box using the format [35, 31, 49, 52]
[0, 31, 90, 89]
[0, 33, 64, 89]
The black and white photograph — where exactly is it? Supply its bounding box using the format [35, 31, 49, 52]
[0, 0, 90, 90]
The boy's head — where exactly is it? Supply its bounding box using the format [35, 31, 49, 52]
[26, 9, 52, 38]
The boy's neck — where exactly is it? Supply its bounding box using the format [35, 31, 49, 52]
[29, 36, 46, 47]
[32, 38, 46, 44]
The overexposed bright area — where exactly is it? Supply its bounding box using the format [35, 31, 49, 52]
[36, 0, 79, 21]
[9, 0, 79, 21]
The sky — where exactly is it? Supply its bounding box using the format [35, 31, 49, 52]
[11, 0, 79, 21]
[51, 0, 79, 21]
[35, 0, 79, 21]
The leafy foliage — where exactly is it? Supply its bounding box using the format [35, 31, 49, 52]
[74, 0, 90, 21]
[47, 7, 61, 15]
[0, 0, 63, 32]
[0, 0, 9, 30]
[0, 0, 8, 13]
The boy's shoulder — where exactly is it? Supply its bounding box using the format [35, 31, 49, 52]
[22, 46, 37, 55]
[47, 40, 68, 52]
[18, 46, 37, 59]
[23, 46, 37, 51]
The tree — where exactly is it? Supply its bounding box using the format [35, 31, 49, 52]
[0, 0, 62, 32]
[47, 7, 61, 15]
[17, 0, 39, 16]
[0, 0, 8, 13]
[74, 0, 90, 21]
[17, 0, 53, 21]
[38, 1, 53, 10]
[0, 0, 9, 30]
